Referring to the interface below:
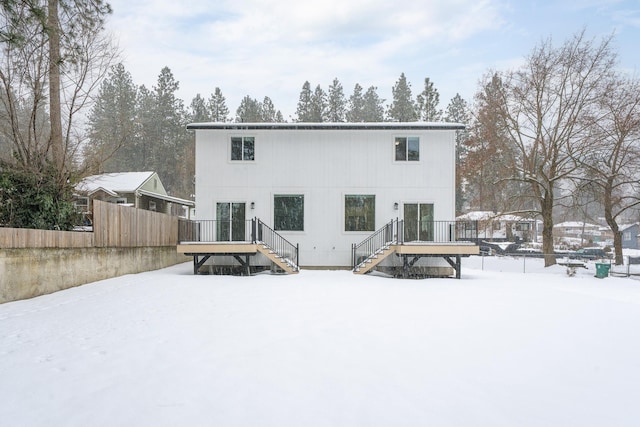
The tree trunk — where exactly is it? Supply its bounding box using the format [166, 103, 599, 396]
[48, 0, 64, 181]
[541, 190, 556, 267]
[603, 181, 623, 265]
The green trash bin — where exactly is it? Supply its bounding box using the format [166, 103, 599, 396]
[595, 263, 610, 278]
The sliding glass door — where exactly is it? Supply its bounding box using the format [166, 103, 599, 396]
[404, 203, 434, 242]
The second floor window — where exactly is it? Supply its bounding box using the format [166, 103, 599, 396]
[395, 136, 419, 161]
[231, 137, 255, 161]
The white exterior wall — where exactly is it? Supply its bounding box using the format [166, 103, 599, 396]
[194, 125, 457, 267]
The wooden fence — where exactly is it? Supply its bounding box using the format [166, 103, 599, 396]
[0, 200, 179, 249]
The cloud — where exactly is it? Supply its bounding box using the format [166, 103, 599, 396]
[105, 0, 509, 117]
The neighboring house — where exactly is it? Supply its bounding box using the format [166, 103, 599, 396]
[621, 223, 639, 249]
[178, 122, 478, 277]
[456, 211, 539, 243]
[554, 221, 609, 244]
[75, 172, 194, 222]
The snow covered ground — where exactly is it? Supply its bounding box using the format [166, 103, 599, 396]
[2, 257, 640, 426]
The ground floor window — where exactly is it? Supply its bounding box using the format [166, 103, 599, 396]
[274, 195, 304, 231]
[345, 195, 375, 231]
[216, 202, 246, 241]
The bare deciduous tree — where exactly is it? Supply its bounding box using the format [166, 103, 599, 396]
[498, 31, 616, 266]
[578, 75, 640, 264]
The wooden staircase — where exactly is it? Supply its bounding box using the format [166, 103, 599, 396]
[354, 245, 396, 274]
[257, 243, 299, 274]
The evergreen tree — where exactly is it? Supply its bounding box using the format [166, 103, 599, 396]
[387, 73, 417, 121]
[346, 83, 365, 122]
[134, 85, 157, 171]
[295, 81, 313, 122]
[151, 67, 188, 196]
[362, 86, 385, 122]
[84, 63, 138, 173]
[189, 94, 209, 122]
[416, 77, 443, 121]
[236, 95, 263, 122]
[445, 93, 471, 214]
[208, 87, 229, 122]
[462, 73, 517, 214]
[261, 96, 281, 122]
[327, 78, 346, 122]
[310, 85, 328, 122]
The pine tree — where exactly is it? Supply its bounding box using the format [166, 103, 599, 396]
[416, 77, 443, 121]
[151, 67, 188, 196]
[261, 96, 278, 122]
[208, 87, 229, 122]
[295, 81, 313, 122]
[310, 85, 328, 122]
[462, 73, 517, 214]
[387, 73, 417, 122]
[444, 93, 470, 214]
[189, 94, 209, 122]
[362, 86, 385, 122]
[84, 63, 138, 173]
[236, 96, 263, 122]
[327, 78, 346, 122]
[135, 85, 157, 172]
[346, 83, 365, 122]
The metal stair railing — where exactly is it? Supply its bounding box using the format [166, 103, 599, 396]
[352, 219, 399, 269]
[256, 219, 300, 271]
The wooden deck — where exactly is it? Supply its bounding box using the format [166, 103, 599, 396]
[355, 242, 479, 278]
[393, 243, 480, 255]
[177, 242, 259, 254]
[177, 242, 298, 274]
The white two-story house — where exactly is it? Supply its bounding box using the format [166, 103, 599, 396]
[178, 122, 478, 277]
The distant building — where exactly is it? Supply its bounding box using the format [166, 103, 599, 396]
[621, 223, 639, 249]
[456, 211, 539, 242]
[75, 172, 194, 223]
[554, 221, 609, 244]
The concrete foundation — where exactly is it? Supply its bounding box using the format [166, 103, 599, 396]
[0, 247, 184, 304]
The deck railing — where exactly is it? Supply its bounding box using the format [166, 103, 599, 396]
[400, 220, 479, 244]
[178, 219, 256, 243]
[178, 217, 299, 269]
[257, 219, 299, 269]
[352, 219, 479, 268]
[352, 219, 398, 268]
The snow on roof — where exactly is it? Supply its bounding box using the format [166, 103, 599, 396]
[554, 221, 601, 229]
[457, 211, 535, 222]
[620, 223, 639, 231]
[76, 172, 155, 194]
[186, 121, 466, 131]
[457, 211, 496, 221]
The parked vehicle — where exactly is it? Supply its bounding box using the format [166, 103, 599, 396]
[573, 247, 608, 260]
[479, 246, 493, 256]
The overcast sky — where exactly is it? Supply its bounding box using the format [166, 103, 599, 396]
[104, 0, 640, 120]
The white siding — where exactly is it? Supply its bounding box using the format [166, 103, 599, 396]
[195, 126, 457, 267]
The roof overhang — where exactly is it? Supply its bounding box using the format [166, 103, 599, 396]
[85, 186, 119, 198]
[186, 122, 466, 131]
[137, 189, 195, 207]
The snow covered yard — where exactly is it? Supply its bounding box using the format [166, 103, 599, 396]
[2, 260, 640, 426]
